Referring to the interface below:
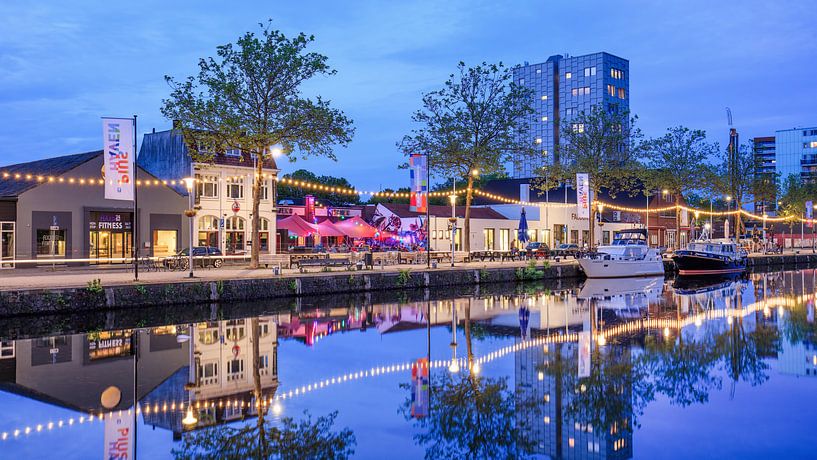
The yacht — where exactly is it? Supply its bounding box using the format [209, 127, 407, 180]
[577, 229, 665, 278]
[672, 239, 748, 276]
[578, 276, 664, 319]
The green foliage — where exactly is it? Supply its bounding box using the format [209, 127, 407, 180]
[173, 411, 355, 460]
[777, 173, 817, 223]
[216, 280, 225, 296]
[396, 269, 411, 287]
[515, 260, 542, 281]
[135, 284, 147, 296]
[288, 280, 298, 292]
[278, 169, 361, 205]
[710, 142, 765, 234]
[86, 278, 103, 294]
[479, 268, 490, 282]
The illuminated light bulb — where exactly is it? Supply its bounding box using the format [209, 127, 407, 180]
[36, 424, 42, 432]
[694, 318, 703, 327]
[24, 427, 31, 435]
[727, 316, 733, 325]
[58, 421, 63, 427]
[68, 419, 74, 426]
[79, 417, 85, 424]
[663, 327, 670, 337]
[14, 429, 20, 437]
[597, 335, 606, 346]
[538, 371, 544, 381]
[272, 401, 283, 416]
[472, 362, 481, 374]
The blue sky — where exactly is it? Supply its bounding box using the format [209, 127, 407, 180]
[1, 0, 815, 189]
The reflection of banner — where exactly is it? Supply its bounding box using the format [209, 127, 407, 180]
[409, 155, 428, 213]
[410, 358, 429, 418]
[102, 118, 135, 201]
[807, 201, 813, 228]
[103, 409, 134, 459]
[576, 173, 589, 219]
[304, 195, 316, 223]
[578, 331, 591, 378]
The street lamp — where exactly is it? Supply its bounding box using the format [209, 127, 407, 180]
[182, 407, 198, 427]
[725, 195, 733, 240]
[449, 302, 459, 373]
[182, 177, 196, 278]
[449, 193, 457, 267]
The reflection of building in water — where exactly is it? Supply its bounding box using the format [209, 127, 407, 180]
[0, 328, 187, 413]
[142, 316, 280, 438]
[515, 340, 633, 460]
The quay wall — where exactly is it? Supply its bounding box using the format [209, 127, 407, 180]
[0, 253, 814, 317]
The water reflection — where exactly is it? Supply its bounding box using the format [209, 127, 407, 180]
[0, 270, 815, 458]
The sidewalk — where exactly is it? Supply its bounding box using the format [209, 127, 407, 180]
[0, 259, 566, 291]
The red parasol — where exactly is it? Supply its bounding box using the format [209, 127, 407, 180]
[277, 214, 319, 237]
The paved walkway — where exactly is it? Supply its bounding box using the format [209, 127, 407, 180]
[0, 259, 569, 291]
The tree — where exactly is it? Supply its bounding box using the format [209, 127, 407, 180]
[162, 21, 354, 268]
[399, 62, 534, 251]
[641, 126, 718, 249]
[547, 105, 642, 248]
[277, 169, 361, 205]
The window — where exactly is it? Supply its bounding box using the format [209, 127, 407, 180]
[584, 66, 596, 77]
[572, 123, 585, 133]
[572, 87, 590, 96]
[540, 95, 548, 100]
[227, 177, 244, 199]
[260, 179, 270, 200]
[519, 78, 525, 85]
[607, 84, 616, 97]
[225, 147, 241, 157]
[227, 359, 244, 377]
[535, 69, 541, 74]
[535, 138, 542, 144]
[811, 141, 817, 148]
[565, 72, 572, 79]
[484, 228, 495, 250]
[618, 87, 626, 99]
[226, 216, 245, 231]
[565, 107, 575, 116]
[541, 116, 548, 122]
[196, 174, 219, 198]
[0, 341, 13, 358]
[610, 68, 625, 79]
[37, 229, 66, 257]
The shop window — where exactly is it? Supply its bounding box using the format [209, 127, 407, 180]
[1, 222, 14, 268]
[499, 228, 510, 251]
[152, 230, 177, 258]
[484, 228, 495, 250]
[37, 229, 66, 257]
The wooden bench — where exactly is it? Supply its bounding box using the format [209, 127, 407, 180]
[297, 257, 353, 273]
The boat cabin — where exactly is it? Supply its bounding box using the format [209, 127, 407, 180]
[686, 241, 739, 255]
[611, 229, 648, 246]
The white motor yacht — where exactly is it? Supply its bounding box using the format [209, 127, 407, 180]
[578, 229, 665, 278]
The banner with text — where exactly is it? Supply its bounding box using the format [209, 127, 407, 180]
[103, 408, 134, 459]
[576, 173, 590, 219]
[807, 201, 813, 228]
[102, 118, 135, 201]
[409, 154, 428, 213]
[578, 331, 591, 378]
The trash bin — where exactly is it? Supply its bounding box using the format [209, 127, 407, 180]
[364, 252, 373, 269]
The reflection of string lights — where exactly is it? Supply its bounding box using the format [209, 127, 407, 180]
[3, 292, 812, 442]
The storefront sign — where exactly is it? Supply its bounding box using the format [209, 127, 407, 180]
[102, 118, 135, 201]
[576, 173, 590, 219]
[89, 212, 132, 231]
[103, 409, 134, 460]
[232, 200, 241, 213]
[304, 195, 316, 222]
[87, 330, 133, 360]
[409, 154, 428, 213]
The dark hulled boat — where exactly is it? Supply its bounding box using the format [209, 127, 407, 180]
[672, 240, 748, 276]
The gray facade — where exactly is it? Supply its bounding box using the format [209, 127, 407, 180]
[512, 52, 630, 178]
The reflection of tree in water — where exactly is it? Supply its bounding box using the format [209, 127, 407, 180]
[401, 373, 539, 460]
[716, 318, 779, 390]
[173, 318, 356, 460]
[173, 411, 355, 460]
[642, 334, 722, 407]
[781, 299, 817, 344]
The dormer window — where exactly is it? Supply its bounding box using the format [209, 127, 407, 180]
[225, 147, 241, 157]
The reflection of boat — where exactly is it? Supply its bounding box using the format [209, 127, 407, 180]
[578, 229, 664, 278]
[578, 276, 664, 317]
[672, 239, 747, 276]
[672, 273, 745, 294]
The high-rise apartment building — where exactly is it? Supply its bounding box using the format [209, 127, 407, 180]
[512, 52, 630, 178]
[753, 126, 817, 213]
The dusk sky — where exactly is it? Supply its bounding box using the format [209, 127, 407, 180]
[1, 0, 815, 190]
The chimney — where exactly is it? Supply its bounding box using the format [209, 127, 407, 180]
[152, 128, 155, 133]
[172, 119, 182, 130]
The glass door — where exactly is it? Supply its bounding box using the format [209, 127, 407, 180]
[112, 232, 124, 262]
[0, 222, 14, 268]
[96, 231, 111, 263]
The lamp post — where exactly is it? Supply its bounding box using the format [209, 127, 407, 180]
[449, 302, 459, 373]
[449, 192, 457, 268]
[183, 177, 196, 278]
[725, 195, 732, 240]
[812, 204, 816, 253]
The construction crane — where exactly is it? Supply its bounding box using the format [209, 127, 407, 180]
[725, 107, 741, 237]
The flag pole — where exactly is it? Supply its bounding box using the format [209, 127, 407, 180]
[133, 115, 139, 281]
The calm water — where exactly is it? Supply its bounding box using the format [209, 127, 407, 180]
[0, 270, 816, 459]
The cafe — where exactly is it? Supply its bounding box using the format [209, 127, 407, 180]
[0, 150, 190, 266]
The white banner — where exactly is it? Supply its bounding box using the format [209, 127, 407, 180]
[103, 409, 134, 460]
[578, 331, 591, 378]
[102, 118, 135, 201]
[576, 173, 590, 219]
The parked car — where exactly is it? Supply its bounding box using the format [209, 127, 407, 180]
[523, 242, 550, 259]
[164, 246, 224, 269]
[551, 243, 580, 259]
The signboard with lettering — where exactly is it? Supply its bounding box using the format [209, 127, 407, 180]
[87, 330, 133, 361]
[576, 173, 590, 219]
[409, 154, 428, 213]
[103, 409, 134, 460]
[89, 212, 132, 231]
[102, 118, 135, 201]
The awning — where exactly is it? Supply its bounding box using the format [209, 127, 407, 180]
[334, 216, 378, 239]
[277, 214, 319, 237]
[317, 220, 346, 237]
